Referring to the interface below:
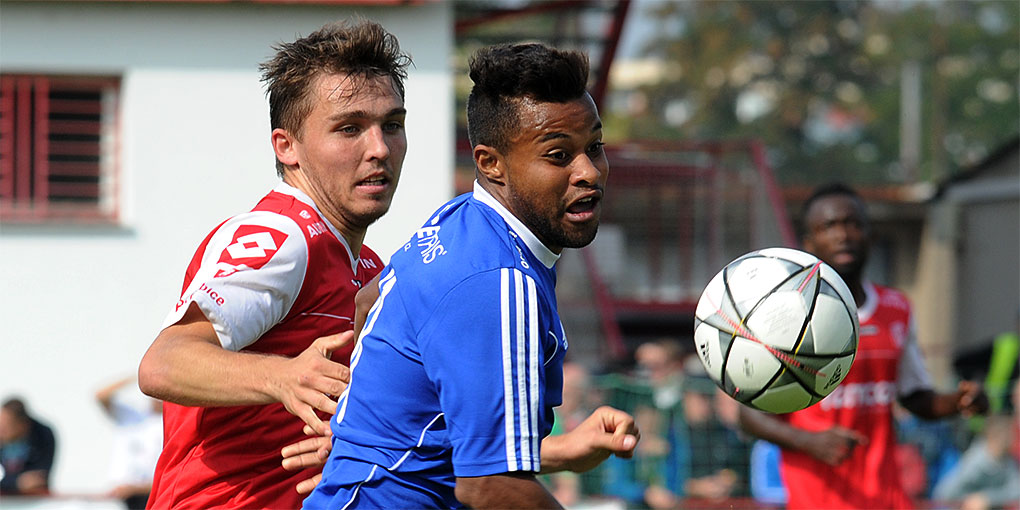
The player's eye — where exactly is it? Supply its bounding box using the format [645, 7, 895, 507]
[337, 125, 360, 135]
[382, 120, 405, 133]
[587, 141, 605, 156]
[546, 150, 570, 164]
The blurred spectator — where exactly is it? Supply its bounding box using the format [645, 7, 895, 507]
[602, 404, 682, 509]
[749, 440, 787, 506]
[634, 338, 686, 410]
[96, 377, 163, 509]
[600, 338, 690, 509]
[932, 414, 1019, 510]
[895, 403, 963, 497]
[0, 397, 56, 495]
[547, 362, 607, 507]
[683, 377, 747, 501]
[712, 387, 752, 497]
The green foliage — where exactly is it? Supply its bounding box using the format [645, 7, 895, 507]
[615, 0, 1019, 186]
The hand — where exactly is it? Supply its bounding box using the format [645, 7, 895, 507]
[16, 470, 49, 494]
[803, 426, 867, 466]
[282, 424, 332, 494]
[541, 406, 640, 473]
[644, 484, 678, 509]
[272, 332, 354, 435]
[685, 472, 735, 501]
[961, 492, 990, 510]
[954, 380, 989, 416]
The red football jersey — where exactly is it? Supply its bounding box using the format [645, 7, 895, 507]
[147, 183, 383, 510]
[779, 282, 932, 510]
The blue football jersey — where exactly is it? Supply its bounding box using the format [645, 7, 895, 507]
[304, 183, 568, 509]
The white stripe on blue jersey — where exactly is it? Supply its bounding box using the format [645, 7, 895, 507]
[513, 269, 532, 471]
[526, 276, 541, 469]
[389, 413, 445, 471]
[500, 268, 517, 471]
[336, 269, 397, 426]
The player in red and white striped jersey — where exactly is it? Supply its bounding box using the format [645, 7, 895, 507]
[137, 20, 409, 509]
[739, 183, 987, 510]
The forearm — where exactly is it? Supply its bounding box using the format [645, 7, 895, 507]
[95, 376, 133, 412]
[738, 407, 804, 452]
[140, 336, 283, 406]
[900, 390, 959, 420]
[538, 434, 575, 473]
[539, 406, 639, 474]
[138, 308, 285, 407]
[455, 473, 562, 509]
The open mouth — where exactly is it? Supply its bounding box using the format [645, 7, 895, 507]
[567, 196, 598, 213]
[357, 175, 389, 190]
[831, 250, 857, 265]
[565, 194, 601, 220]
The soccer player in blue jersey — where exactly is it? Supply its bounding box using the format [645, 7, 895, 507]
[301, 42, 640, 509]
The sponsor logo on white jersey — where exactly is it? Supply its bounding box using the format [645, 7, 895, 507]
[819, 381, 896, 411]
[214, 225, 288, 277]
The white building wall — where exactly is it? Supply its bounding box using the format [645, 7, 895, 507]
[0, 1, 453, 494]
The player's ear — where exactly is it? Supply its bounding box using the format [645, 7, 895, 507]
[272, 128, 299, 168]
[473, 144, 506, 186]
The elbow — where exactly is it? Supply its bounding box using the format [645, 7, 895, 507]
[137, 347, 170, 400]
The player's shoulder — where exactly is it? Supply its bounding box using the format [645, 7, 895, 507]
[389, 194, 523, 299]
[871, 282, 912, 313]
[395, 193, 517, 273]
[201, 209, 308, 276]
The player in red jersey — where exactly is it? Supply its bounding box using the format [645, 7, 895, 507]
[137, 20, 410, 509]
[738, 183, 988, 510]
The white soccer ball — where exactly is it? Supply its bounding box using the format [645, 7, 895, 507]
[693, 247, 859, 413]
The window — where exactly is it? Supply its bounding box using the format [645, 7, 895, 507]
[0, 75, 120, 223]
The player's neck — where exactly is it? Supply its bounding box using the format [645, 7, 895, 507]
[849, 278, 866, 308]
[282, 173, 367, 258]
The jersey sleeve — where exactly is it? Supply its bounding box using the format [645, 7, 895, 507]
[161, 211, 307, 351]
[896, 314, 934, 397]
[417, 268, 547, 477]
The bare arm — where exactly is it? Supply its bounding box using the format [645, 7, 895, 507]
[138, 302, 352, 435]
[738, 406, 867, 466]
[900, 381, 988, 420]
[539, 406, 639, 474]
[455, 473, 562, 509]
[95, 376, 135, 414]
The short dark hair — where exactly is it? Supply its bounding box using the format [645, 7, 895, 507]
[260, 20, 412, 174]
[466, 43, 590, 153]
[799, 182, 868, 238]
[2, 398, 29, 423]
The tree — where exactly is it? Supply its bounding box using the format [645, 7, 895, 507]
[613, 0, 1018, 185]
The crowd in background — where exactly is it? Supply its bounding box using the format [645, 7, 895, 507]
[545, 338, 1020, 510]
[1, 377, 161, 508]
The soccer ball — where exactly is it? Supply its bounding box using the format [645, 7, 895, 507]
[693, 247, 859, 413]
